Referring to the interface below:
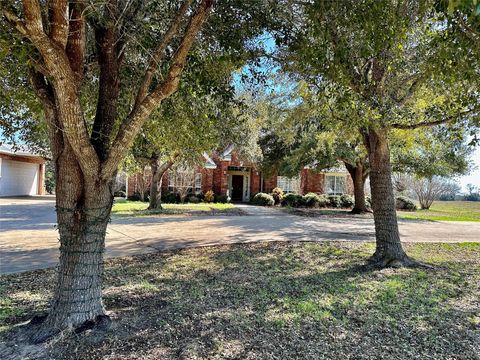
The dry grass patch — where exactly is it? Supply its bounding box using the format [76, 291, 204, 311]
[1, 242, 479, 359]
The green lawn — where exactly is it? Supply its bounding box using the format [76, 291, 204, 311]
[1, 242, 479, 359]
[112, 200, 237, 216]
[398, 201, 480, 222]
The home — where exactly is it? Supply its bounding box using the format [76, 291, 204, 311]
[0, 145, 46, 197]
[126, 146, 353, 202]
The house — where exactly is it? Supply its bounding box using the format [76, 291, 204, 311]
[0, 145, 46, 197]
[126, 146, 353, 202]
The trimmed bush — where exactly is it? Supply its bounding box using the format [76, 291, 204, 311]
[127, 194, 141, 202]
[249, 192, 259, 204]
[162, 192, 180, 204]
[281, 193, 304, 207]
[328, 195, 341, 208]
[251, 192, 275, 206]
[396, 196, 417, 211]
[214, 194, 230, 203]
[204, 190, 215, 203]
[271, 187, 284, 205]
[303, 192, 323, 208]
[114, 190, 126, 198]
[186, 195, 200, 204]
[340, 194, 354, 208]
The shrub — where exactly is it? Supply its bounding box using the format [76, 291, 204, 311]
[186, 194, 200, 204]
[214, 194, 230, 203]
[271, 187, 284, 205]
[249, 192, 259, 203]
[340, 194, 354, 208]
[281, 193, 304, 207]
[327, 195, 341, 208]
[303, 192, 323, 208]
[114, 190, 126, 198]
[162, 192, 180, 204]
[204, 190, 215, 203]
[251, 192, 275, 206]
[127, 194, 141, 201]
[396, 196, 417, 211]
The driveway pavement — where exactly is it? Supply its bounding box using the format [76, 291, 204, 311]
[1, 197, 479, 274]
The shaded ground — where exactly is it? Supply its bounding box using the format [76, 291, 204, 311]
[1, 198, 480, 274]
[0, 241, 479, 359]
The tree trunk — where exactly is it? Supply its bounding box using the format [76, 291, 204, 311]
[148, 158, 175, 210]
[344, 161, 370, 214]
[33, 147, 114, 342]
[364, 128, 413, 268]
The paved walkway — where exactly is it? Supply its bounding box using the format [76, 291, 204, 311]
[1, 198, 479, 274]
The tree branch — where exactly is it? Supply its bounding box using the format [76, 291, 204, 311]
[65, 0, 87, 81]
[22, 0, 100, 178]
[132, 0, 192, 111]
[391, 108, 477, 130]
[48, 0, 69, 48]
[3, 7, 28, 36]
[100, 0, 214, 181]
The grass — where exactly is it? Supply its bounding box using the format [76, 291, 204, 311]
[398, 200, 480, 222]
[1, 241, 479, 359]
[112, 199, 238, 216]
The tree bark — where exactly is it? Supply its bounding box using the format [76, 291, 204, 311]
[148, 158, 175, 210]
[344, 160, 370, 214]
[364, 128, 413, 268]
[32, 146, 114, 342]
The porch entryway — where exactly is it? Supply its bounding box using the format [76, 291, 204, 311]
[227, 167, 251, 202]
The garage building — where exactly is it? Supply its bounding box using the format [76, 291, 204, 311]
[0, 145, 46, 197]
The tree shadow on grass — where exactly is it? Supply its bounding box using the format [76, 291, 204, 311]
[1, 242, 479, 359]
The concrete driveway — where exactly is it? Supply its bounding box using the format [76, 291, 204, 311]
[1, 197, 479, 274]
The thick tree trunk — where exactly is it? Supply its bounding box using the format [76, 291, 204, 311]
[33, 148, 114, 342]
[345, 161, 370, 214]
[148, 158, 175, 210]
[364, 128, 413, 268]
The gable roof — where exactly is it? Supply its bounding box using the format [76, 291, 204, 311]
[202, 152, 217, 169]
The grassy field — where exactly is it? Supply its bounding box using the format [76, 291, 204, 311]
[398, 201, 480, 222]
[1, 242, 479, 359]
[112, 200, 239, 216]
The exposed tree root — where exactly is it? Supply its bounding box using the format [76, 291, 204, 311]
[366, 253, 434, 270]
[29, 314, 112, 345]
[350, 207, 373, 215]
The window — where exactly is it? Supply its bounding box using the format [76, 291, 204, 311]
[277, 176, 300, 193]
[168, 168, 195, 193]
[194, 173, 202, 194]
[326, 175, 346, 195]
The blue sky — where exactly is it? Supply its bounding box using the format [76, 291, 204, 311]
[460, 147, 480, 191]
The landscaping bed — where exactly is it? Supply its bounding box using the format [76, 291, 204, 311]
[112, 201, 246, 217]
[1, 242, 479, 359]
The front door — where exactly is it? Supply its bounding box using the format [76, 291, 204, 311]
[231, 175, 244, 201]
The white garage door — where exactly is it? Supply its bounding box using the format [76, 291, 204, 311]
[0, 159, 39, 196]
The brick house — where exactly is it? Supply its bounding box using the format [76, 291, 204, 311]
[126, 146, 353, 202]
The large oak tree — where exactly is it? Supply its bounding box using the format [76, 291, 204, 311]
[1, 0, 278, 341]
[273, 0, 479, 267]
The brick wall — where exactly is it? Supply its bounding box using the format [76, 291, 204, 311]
[251, 169, 261, 194]
[201, 168, 214, 193]
[263, 173, 278, 193]
[301, 169, 324, 194]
